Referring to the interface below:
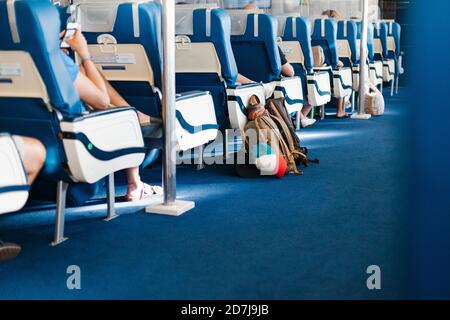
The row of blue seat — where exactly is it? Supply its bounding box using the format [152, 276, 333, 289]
[0, 0, 219, 245]
[0, 0, 404, 246]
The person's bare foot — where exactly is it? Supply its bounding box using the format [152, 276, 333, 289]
[336, 112, 349, 118]
[125, 181, 163, 201]
[137, 111, 163, 126]
[137, 111, 151, 125]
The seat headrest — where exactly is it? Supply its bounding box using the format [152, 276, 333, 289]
[228, 11, 278, 40]
[276, 14, 311, 37]
[72, 0, 153, 34]
[373, 21, 388, 38]
[180, 7, 238, 85]
[72, 1, 162, 88]
[227, 9, 268, 36]
[0, 0, 84, 115]
[337, 20, 357, 39]
[71, 1, 157, 35]
[175, 3, 219, 35]
[312, 18, 337, 40]
[73, 0, 152, 4]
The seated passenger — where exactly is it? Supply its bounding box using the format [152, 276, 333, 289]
[61, 28, 163, 200]
[322, 9, 340, 19]
[320, 9, 349, 119]
[0, 136, 46, 263]
[237, 3, 316, 128]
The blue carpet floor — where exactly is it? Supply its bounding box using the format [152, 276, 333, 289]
[0, 90, 409, 299]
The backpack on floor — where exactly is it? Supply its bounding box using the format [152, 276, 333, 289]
[265, 97, 319, 168]
[237, 96, 318, 178]
[245, 110, 300, 175]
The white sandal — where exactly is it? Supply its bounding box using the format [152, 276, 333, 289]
[125, 182, 163, 202]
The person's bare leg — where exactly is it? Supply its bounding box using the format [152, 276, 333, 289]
[2, 136, 45, 262]
[336, 98, 348, 118]
[237, 73, 253, 84]
[125, 167, 163, 200]
[94, 73, 163, 199]
[99, 73, 152, 124]
[126, 167, 141, 197]
[19, 137, 46, 184]
[301, 105, 312, 118]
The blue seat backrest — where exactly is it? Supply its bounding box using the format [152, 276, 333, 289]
[0, 0, 87, 179]
[337, 20, 360, 65]
[311, 19, 339, 69]
[374, 21, 389, 59]
[366, 23, 375, 63]
[77, 2, 162, 117]
[355, 21, 376, 63]
[282, 16, 314, 74]
[81, 2, 162, 89]
[387, 22, 401, 57]
[0, 0, 84, 116]
[230, 13, 281, 83]
[189, 8, 239, 86]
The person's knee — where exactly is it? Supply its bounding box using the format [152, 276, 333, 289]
[23, 137, 46, 174]
[34, 139, 46, 169]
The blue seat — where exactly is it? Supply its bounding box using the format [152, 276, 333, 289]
[71, 0, 162, 118]
[280, 16, 314, 90]
[311, 18, 353, 100]
[384, 22, 401, 60]
[278, 16, 331, 108]
[0, 0, 146, 245]
[373, 21, 388, 61]
[175, 6, 238, 130]
[337, 20, 360, 67]
[311, 18, 339, 69]
[358, 21, 384, 88]
[337, 20, 361, 94]
[373, 21, 396, 93]
[385, 21, 403, 94]
[228, 10, 304, 120]
[175, 5, 266, 131]
[70, 1, 219, 151]
[0, 0, 82, 181]
[230, 12, 281, 83]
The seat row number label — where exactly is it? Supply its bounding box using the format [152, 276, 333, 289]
[91, 53, 136, 65]
[0, 63, 22, 77]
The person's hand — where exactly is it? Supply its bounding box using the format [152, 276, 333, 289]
[337, 60, 344, 69]
[65, 28, 90, 58]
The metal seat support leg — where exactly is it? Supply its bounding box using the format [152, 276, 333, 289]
[50, 181, 69, 246]
[104, 173, 118, 221]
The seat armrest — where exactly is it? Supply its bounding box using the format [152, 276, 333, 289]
[228, 82, 264, 90]
[62, 107, 138, 123]
[0, 134, 30, 214]
[60, 108, 145, 183]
